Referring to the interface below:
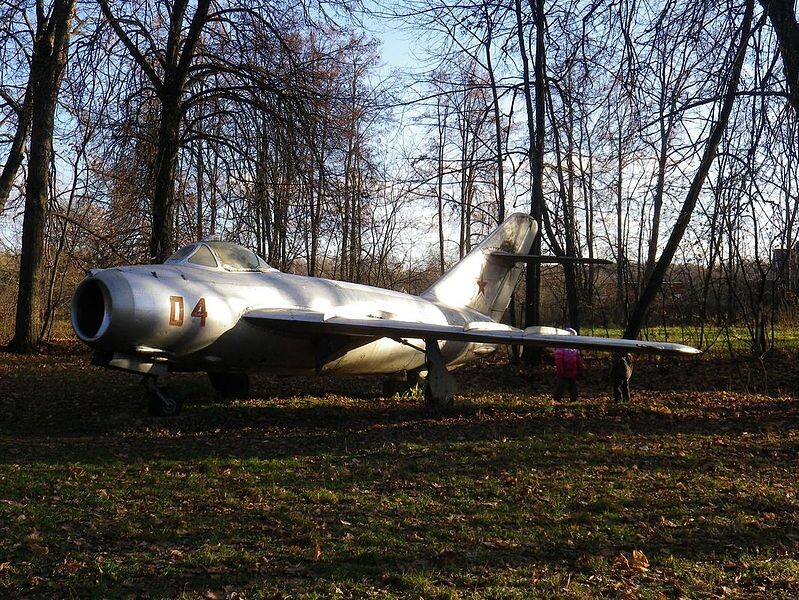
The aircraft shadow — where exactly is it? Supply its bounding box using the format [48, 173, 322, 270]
[3, 351, 799, 594]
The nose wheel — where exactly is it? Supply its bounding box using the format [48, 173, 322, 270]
[143, 376, 183, 417]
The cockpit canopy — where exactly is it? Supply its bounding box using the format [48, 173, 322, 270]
[165, 241, 273, 272]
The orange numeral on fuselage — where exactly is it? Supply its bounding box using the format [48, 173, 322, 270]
[190, 298, 208, 327]
[169, 296, 207, 327]
[169, 296, 184, 326]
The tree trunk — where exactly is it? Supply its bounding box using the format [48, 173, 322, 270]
[0, 79, 34, 213]
[615, 124, 626, 322]
[483, 7, 505, 223]
[149, 88, 182, 262]
[436, 96, 447, 274]
[8, 0, 75, 353]
[195, 141, 204, 240]
[758, 0, 799, 115]
[515, 0, 542, 334]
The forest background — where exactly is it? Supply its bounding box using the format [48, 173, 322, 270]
[1, 0, 799, 358]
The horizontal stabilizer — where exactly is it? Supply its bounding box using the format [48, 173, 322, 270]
[490, 251, 613, 265]
[243, 309, 700, 356]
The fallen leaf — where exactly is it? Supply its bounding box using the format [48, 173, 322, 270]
[55, 556, 83, 575]
[206, 565, 229, 574]
[25, 529, 41, 542]
[632, 549, 650, 571]
[27, 542, 49, 557]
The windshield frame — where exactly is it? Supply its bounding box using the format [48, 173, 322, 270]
[164, 241, 272, 272]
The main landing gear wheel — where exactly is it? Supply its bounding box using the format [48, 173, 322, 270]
[143, 376, 183, 417]
[207, 372, 250, 399]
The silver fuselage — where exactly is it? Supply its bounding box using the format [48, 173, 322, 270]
[72, 263, 495, 376]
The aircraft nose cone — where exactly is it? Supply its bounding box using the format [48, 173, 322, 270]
[71, 270, 134, 350]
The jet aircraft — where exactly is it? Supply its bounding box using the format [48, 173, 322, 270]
[71, 214, 700, 415]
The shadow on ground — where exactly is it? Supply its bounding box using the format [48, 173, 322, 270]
[1, 343, 798, 597]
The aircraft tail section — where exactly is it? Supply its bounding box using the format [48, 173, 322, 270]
[422, 213, 537, 321]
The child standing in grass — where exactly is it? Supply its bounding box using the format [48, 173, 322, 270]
[610, 352, 634, 402]
[553, 342, 585, 402]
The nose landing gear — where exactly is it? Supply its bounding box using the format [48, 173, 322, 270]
[143, 376, 183, 417]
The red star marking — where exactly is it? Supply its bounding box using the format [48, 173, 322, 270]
[476, 276, 488, 296]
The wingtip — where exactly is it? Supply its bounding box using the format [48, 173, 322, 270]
[677, 344, 703, 356]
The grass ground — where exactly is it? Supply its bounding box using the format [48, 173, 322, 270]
[1, 343, 798, 598]
[582, 325, 799, 357]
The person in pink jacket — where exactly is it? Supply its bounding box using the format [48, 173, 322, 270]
[553, 338, 585, 402]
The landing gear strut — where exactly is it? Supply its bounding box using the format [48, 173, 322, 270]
[423, 339, 457, 407]
[143, 376, 183, 417]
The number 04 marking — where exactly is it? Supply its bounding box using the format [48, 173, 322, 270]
[169, 296, 208, 327]
[190, 298, 208, 327]
[169, 296, 184, 326]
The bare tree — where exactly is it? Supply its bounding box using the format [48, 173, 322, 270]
[97, 0, 214, 262]
[623, 0, 756, 340]
[7, 0, 76, 352]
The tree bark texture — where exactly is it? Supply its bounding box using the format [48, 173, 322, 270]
[0, 80, 34, 213]
[515, 0, 542, 333]
[8, 0, 75, 353]
[758, 0, 799, 115]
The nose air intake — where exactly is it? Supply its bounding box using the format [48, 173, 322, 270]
[71, 277, 111, 342]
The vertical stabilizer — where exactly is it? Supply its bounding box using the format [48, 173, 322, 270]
[422, 214, 537, 321]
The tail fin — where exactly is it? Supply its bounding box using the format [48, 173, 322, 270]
[422, 213, 537, 321]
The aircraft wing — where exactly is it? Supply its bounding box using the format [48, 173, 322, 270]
[242, 309, 700, 356]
